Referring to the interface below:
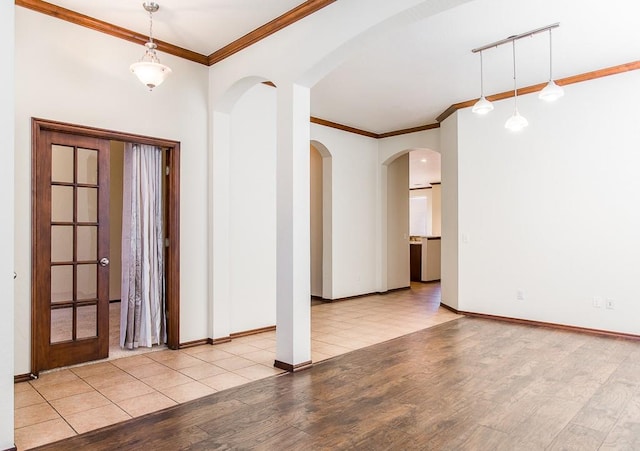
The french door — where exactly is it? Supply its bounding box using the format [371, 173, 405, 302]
[32, 130, 110, 372]
[32, 118, 181, 375]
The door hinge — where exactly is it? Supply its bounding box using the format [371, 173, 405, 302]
[165, 238, 170, 247]
[166, 166, 170, 175]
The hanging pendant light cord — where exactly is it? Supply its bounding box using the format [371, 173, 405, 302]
[148, 9, 155, 44]
[479, 51, 485, 97]
[548, 29, 553, 81]
[512, 40, 518, 108]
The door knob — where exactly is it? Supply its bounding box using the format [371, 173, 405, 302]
[99, 257, 110, 267]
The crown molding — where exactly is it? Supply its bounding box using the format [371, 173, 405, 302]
[207, 0, 336, 65]
[377, 122, 440, 139]
[15, 0, 336, 67]
[311, 117, 441, 140]
[315, 61, 640, 139]
[310, 117, 379, 139]
[14, 2, 640, 139]
[15, 0, 209, 65]
[436, 60, 640, 123]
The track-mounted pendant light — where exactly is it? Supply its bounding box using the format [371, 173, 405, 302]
[471, 23, 562, 131]
[504, 40, 528, 132]
[539, 28, 564, 102]
[130, 2, 172, 91]
[472, 51, 494, 115]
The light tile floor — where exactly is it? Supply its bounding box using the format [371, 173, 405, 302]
[14, 282, 460, 450]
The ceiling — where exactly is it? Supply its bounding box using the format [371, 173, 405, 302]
[409, 149, 441, 188]
[23, 0, 640, 136]
[38, 0, 304, 56]
[311, 0, 640, 134]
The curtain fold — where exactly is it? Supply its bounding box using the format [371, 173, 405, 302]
[120, 143, 165, 349]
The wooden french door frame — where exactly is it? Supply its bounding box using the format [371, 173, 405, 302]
[32, 118, 181, 374]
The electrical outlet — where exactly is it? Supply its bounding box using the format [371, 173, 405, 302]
[593, 297, 603, 308]
[516, 290, 525, 301]
[606, 299, 615, 310]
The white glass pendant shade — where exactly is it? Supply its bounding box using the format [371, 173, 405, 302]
[473, 51, 493, 116]
[131, 3, 172, 91]
[130, 61, 172, 90]
[504, 109, 528, 132]
[538, 79, 564, 102]
[472, 96, 494, 114]
[539, 29, 563, 102]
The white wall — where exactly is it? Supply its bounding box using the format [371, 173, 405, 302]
[310, 145, 323, 297]
[379, 129, 440, 163]
[457, 70, 640, 334]
[431, 184, 442, 236]
[229, 83, 277, 332]
[310, 124, 379, 298]
[14, 8, 210, 374]
[386, 154, 410, 290]
[440, 114, 459, 309]
[1, 2, 15, 447]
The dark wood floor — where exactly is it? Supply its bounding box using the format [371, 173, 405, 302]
[34, 317, 640, 450]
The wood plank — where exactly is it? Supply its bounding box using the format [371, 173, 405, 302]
[601, 392, 640, 450]
[548, 423, 605, 451]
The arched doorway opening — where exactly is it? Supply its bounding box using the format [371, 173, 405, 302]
[381, 147, 441, 292]
[211, 76, 278, 340]
[310, 140, 332, 300]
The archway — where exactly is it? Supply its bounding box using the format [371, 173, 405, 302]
[381, 147, 442, 293]
[210, 76, 278, 341]
[310, 140, 332, 300]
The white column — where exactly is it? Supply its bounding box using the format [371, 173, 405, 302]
[275, 82, 311, 370]
[210, 110, 232, 340]
[0, 2, 15, 448]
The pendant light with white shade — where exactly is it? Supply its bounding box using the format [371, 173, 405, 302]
[130, 2, 172, 91]
[472, 51, 494, 115]
[538, 28, 564, 101]
[504, 40, 528, 132]
[470, 23, 563, 131]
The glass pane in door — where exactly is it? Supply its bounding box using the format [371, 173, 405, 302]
[77, 304, 97, 339]
[51, 145, 74, 183]
[77, 264, 97, 300]
[77, 226, 97, 261]
[77, 148, 98, 185]
[50, 307, 73, 343]
[51, 226, 73, 262]
[51, 265, 73, 303]
[77, 187, 98, 222]
[51, 186, 74, 222]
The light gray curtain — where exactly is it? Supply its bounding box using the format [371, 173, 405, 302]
[120, 143, 165, 349]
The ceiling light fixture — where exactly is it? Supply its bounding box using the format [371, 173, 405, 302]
[130, 2, 172, 90]
[472, 51, 494, 115]
[539, 28, 564, 102]
[470, 23, 561, 130]
[504, 40, 528, 132]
